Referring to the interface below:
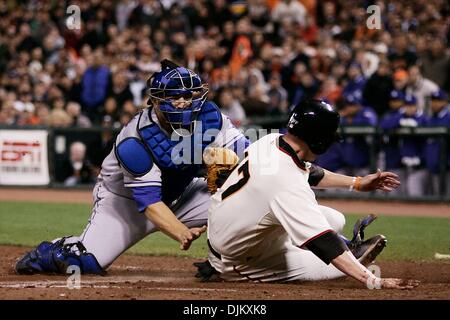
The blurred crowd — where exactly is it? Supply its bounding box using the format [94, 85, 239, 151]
[0, 0, 449, 195]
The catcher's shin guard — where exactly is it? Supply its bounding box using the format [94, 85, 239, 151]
[15, 238, 105, 275]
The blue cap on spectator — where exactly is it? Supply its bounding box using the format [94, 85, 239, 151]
[348, 62, 362, 70]
[431, 89, 448, 101]
[390, 90, 404, 101]
[404, 94, 417, 105]
[343, 94, 360, 105]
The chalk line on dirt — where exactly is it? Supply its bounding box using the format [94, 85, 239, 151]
[0, 279, 238, 292]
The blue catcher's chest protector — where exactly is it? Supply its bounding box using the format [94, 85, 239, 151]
[138, 101, 222, 170]
[138, 101, 222, 204]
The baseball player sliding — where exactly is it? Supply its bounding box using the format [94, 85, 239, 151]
[200, 100, 419, 289]
[15, 60, 249, 275]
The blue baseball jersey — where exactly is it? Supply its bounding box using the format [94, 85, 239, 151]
[316, 106, 377, 170]
[380, 109, 427, 168]
[342, 76, 367, 104]
[424, 106, 450, 173]
[340, 106, 377, 168]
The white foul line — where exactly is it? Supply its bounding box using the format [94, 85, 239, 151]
[0, 279, 238, 292]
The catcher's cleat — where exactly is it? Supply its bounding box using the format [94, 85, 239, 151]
[351, 213, 378, 244]
[15, 238, 105, 275]
[349, 234, 387, 266]
[193, 260, 221, 282]
[15, 241, 54, 275]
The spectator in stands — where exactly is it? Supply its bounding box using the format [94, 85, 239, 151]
[57, 141, 95, 186]
[33, 103, 50, 126]
[101, 97, 121, 128]
[267, 72, 288, 115]
[66, 101, 92, 128]
[122, 100, 137, 117]
[0, 0, 448, 199]
[315, 77, 342, 105]
[388, 34, 417, 70]
[271, 0, 307, 26]
[380, 94, 427, 196]
[51, 97, 66, 111]
[315, 140, 345, 175]
[419, 38, 449, 90]
[47, 109, 72, 128]
[424, 90, 450, 196]
[342, 62, 366, 105]
[379, 90, 406, 195]
[217, 87, 246, 127]
[363, 60, 394, 117]
[406, 65, 439, 113]
[0, 99, 17, 125]
[110, 70, 134, 110]
[338, 95, 377, 177]
[80, 49, 111, 123]
[242, 83, 271, 117]
[392, 69, 409, 92]
[119, 111, 133, 127]
[89, 116, 116, 170]
[290, 71, 320, 107]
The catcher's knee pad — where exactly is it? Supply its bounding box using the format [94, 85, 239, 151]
[15, 237, 105, 275]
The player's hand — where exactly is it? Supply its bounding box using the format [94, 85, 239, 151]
[180, 225, 207, 251]
[380, 278, 420, 290]
[359, 169, 400, 192]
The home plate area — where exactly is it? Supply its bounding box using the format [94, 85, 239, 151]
[1, 245, 450, 300]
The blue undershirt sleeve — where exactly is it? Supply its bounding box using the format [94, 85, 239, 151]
[131, 185, 162, 213]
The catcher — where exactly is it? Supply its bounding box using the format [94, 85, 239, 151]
[15, 60, 249, 275]
[198, 99, 420, 290]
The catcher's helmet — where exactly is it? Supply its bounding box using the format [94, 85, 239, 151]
[146, 59, 208, 135]
[287, 99, 341, 155]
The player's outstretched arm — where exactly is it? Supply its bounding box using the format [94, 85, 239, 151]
[331, 250, 420, 289]
[357, 169, 401, 192]
[315, 168, 400, 192]
[299, 226, 418, 290]
[145, 202, 206, 250]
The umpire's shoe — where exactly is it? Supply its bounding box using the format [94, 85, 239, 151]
[349, 234, 387, 266]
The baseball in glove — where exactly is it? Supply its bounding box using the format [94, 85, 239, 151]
[203, 147, 240, 194]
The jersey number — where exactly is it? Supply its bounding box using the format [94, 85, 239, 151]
[221, 156, 250, 201]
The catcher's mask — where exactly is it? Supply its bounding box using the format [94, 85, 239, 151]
[287, 99, 342, 155]
[146, 60, 209, 136]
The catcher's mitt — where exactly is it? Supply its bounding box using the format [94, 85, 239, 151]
[203, 147, 240, 194]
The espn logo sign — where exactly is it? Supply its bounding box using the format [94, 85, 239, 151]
[1, 141, 42, 163]
[0, 130, 49, 185]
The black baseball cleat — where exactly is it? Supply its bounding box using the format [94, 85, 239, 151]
[193, 260, 221, 282]
[349, 234, 387, 266]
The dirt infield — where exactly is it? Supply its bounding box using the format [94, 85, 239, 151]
[1, 187, 449, 217]
[1, 245, 450, 300]
[1, 187, 450, 299]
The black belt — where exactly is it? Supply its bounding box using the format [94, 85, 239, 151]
[207, 239, 222, 260]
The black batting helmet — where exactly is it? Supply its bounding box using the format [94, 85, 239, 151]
[286, 99, 341, 155]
